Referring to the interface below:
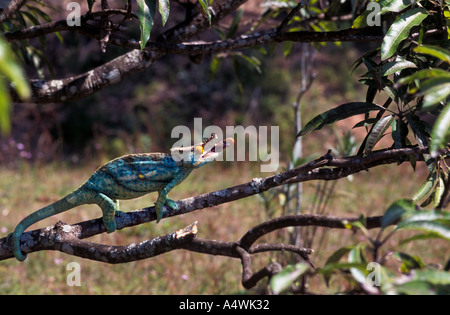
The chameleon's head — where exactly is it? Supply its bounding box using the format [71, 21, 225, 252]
[170, 133, 234, 168]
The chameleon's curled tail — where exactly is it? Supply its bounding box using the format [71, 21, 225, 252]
[10, 189, 84, 262]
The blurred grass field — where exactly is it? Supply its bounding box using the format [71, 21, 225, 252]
[0, 148, 447, 294]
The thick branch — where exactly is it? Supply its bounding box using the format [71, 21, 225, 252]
[23, 49, 161, 103]
[49, 221, 198, 264]
[238, 214, 382, 250]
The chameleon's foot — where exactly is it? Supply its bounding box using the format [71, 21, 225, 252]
[103, 219, 117, 234]
[104, 210, 124, 232]
[155, 199, 178, 223]
[6, 232, 12, 245]
[165, 199, 178, 210]
[155, 204, 163, 223]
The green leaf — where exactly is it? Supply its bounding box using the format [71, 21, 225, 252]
[87, 0, 94, 12]
[322, 246, 353, 285]
[352, 0, 414, 29]
[342, 216, 371, 238]
[391, 118, 408, 149]
[0, 76, 12, 135]
[379, 59, 417, 76]
[413, 168, 437, 202]
[395, 210, 450, 240]
[394, 280, 450, 295]
[319, 262, 368, 274]
[226, 10, 243, 39]
[297, 102, 383, 137]
[398, 220, 450, 240]
[235, 53, 262, 74]
[364, 114, 395, 154]
[430, 102, 450, 158]
[270, 263, 309, 295]
[136, 0, 157, 50]
[413, 269, 450, 285]
[383, 85, 398, 102]
[414, 45, 450, 64]
[418, 77, 450, 109]
[352, 10, 371, 29]
[381, 199, 416, 228]
[319, 261, 369, 287]
[406, 114, 431, 148]
[399, 209, 450, 223]
[0, 37, 30, 135]
[378, 0, 413, 14]
[348, 244, 368, 284]
[396, 69, 450, 86]
[0, 38, 30, 99]
[351, 49, 379, 73]
[353, 117, 379, 129]
[399, 232, 448, 245]
[381, 8, 429, 61]
[282, 41, 294, 57]
[199, 0, 211, 25]
[209, 56, 223, 80]
[393, 252, 425, 273]
[433, 175, 446, 208]
[324, 246, 352, 265]
[158, 0, 170, 26]
[393, 270, 450, 295]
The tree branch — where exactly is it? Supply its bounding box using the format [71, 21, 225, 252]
[21, 49, 161, 103]
[49, 221, 198, 264]
[10, 27, 381, 103]
[7, 0, 252, 103]
[276, 1, 305, 34]
[0, 0, 27, 23]
[4, 0, 381, 104]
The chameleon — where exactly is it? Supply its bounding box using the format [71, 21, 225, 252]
[8, 134, 234, 262]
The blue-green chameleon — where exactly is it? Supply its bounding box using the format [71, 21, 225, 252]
[9, 134, 234, 261]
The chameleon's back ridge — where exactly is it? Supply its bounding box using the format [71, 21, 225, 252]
[87, 153, 183, 199]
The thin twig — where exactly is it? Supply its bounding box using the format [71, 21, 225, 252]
[277, 1, 304, 34]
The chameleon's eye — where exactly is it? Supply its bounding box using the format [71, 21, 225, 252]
[195, 145, 204, 154]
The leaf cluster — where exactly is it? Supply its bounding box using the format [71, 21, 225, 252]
[271, 0, 450, 295]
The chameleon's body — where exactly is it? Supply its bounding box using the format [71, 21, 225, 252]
[9, 135, 233, 261]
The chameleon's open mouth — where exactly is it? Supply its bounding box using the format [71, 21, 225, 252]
[201, 137, 234, 159]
